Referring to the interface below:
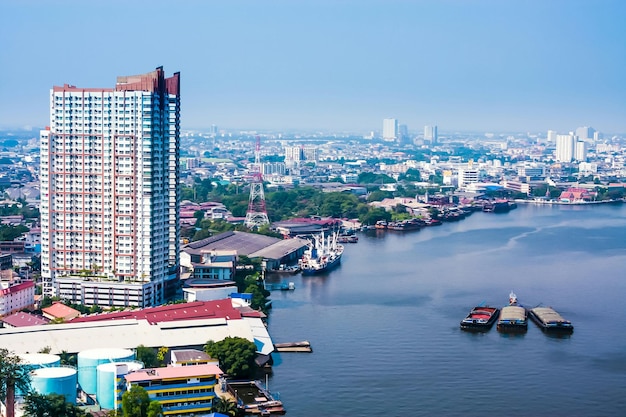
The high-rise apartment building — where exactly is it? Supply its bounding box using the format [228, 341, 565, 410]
[575, 140, 588, 162]
[547, 130, 557, 143]
[40, 67, 180, 307]
[382, 118, 398, 142]
[424, 125, 438, 144]
[575, 126, 595, 141]
[555, 134, 575, 162]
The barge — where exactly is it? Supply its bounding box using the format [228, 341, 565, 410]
[460, 306, 499, 331]
[528, 306, 574, 333]
[497, 292, 528, 333]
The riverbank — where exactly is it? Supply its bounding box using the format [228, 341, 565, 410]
[514, 197, 624, 205]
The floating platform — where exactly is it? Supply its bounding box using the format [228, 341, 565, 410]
[529, 306, 574, 333]
[274, 341, 313, 352]
[227, 380, 285, 415]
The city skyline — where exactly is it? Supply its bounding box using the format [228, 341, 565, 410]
[1, 0, 625, 133]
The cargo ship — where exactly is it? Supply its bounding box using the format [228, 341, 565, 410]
[299, 231, 344, 275]
[497, 291, 528, 333]
[460, 306, 500, 331]
[528, 306, 574, 334]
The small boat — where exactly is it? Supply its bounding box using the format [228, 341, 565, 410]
[483, 200, 513, 213]
[269, 264, 301, 274]
[337, 234, 358, 243]
[497, 291, 528, 333]
[374, 220, 388, 229]
[528, 306, 574, 333]
[387, 219, 423, 231]
[460, 306, 500, 330]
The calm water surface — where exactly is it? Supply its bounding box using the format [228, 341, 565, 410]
[265, 203, 626, 417]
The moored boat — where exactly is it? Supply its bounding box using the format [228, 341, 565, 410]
[497, 291, 528, 333]
[528, 306, 574, 333]
[374, 220, 388, 229]
[460, 306, 500, 331]
[337, 234, 358, 243]
[299, 231, 344, 275]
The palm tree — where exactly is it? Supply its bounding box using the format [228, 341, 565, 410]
[212, 396, 238, 417]
[0, 348, 32, 417]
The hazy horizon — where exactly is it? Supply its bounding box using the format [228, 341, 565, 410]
[1, 0, 625, 134]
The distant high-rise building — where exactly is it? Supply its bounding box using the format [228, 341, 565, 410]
[424, 125, 438, 144]
[458, 166, 480, 189]
[302, 145, 318, 163]
[284, 146, 304, 165]
[555, 134, 575, 162]
[210, 124, 218, 136]
[575, 126, 595, 141]
[40, 67, 180, 307]
[398, 124, 409, 144]
[383, 118, 398, 142]
[575, 140, 588, 162]
[547, 130, 557, 143]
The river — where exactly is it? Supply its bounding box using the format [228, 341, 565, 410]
[265, 202, 626, 416]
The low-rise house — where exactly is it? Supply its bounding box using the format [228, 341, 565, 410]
[170, 349, 219, 367]
[558, 187, 596, 202]
[1, 311, 49, 328]
[42, 301, 80, 321]
[124, 364, 223, 417]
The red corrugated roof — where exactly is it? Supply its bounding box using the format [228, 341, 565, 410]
[42, 302, 80, 319]
[70, 299, 244, 324]
[0, 280, 35, 296]
[1, 311, 49, 327]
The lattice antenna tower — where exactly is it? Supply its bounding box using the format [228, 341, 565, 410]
[244, 136, 270, 228]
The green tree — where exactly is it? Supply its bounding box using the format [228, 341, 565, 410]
[366, 190, 393, 203]
[23, 393, 90, 417]
[146, 400, 162, 417]
[156, 347, 169, 366]
[0, 349, 32, 417]
[212, 396, 237, 416]
[0, 224, 29, 241]
[135, 345, 157, 368]
[204, 337, 257, 379]
[121, 385, 150, 417]
[359, 207, 391, 226]
[59, 351, 77, 367]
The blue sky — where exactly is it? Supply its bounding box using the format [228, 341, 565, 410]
[1, 0, 625, 133]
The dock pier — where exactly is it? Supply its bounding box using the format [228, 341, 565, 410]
[274, 341, 313, 352]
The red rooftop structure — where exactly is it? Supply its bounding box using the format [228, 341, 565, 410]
[70, 299, 263, 325]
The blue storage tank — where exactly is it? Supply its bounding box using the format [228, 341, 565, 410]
[96, 361, 143, 410]
[17, 353, 61, 396]
[77, 348, 135, 395]
[30, 366, 77, 403]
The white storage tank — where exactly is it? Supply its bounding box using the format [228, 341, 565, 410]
[96, 361, 143, 410]
[18, 353, 62, 369]
[77, 348, 135, 394]
[30, 366, 77, 403]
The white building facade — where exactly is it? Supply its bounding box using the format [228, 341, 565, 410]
[424, 125, 438, 143]
[40, 67, 180, 307]
[555, 134, 575, 162]
[0, 281, 35, 316]
[383, 118, 398, 142]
